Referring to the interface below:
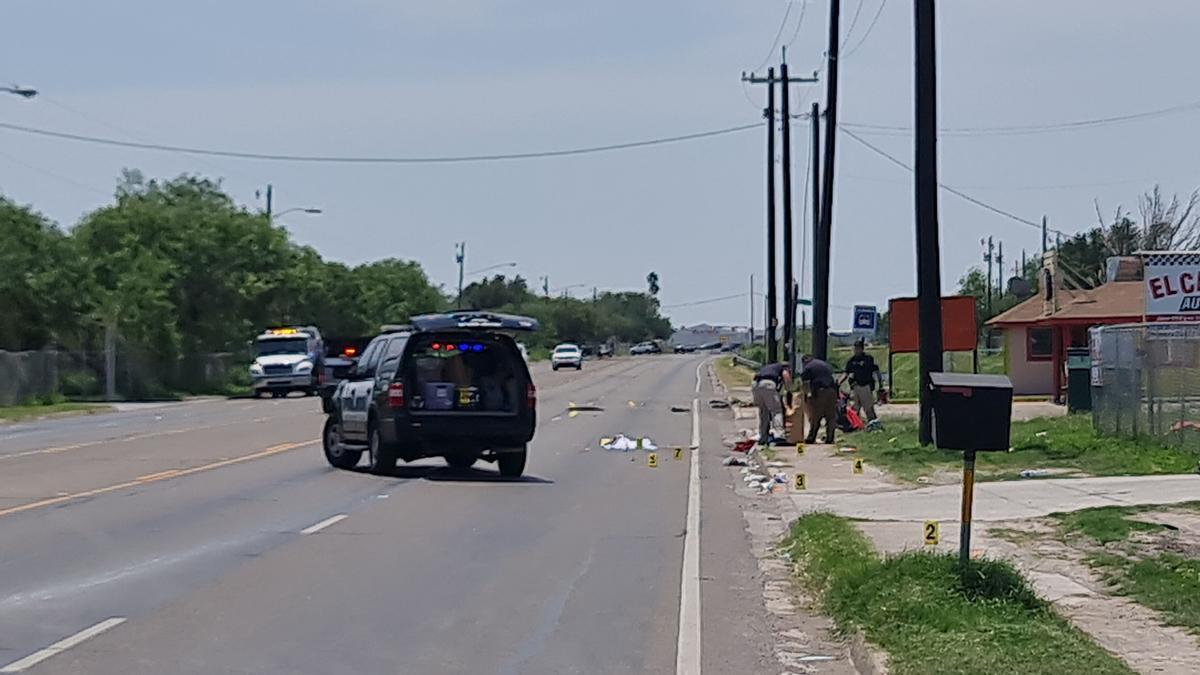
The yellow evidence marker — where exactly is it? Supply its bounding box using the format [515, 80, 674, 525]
[673, 447, 684, 460]
[923, 520, 940, 546]
[796, 442, 805, 456]
[647, 452, 658, 468]
[794, 473, 807, 490]
[853, 458, 864, 474]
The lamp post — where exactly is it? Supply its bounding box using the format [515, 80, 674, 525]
[1, 85, 37, 99]
[272, 207, 323, 219]
[467, 262, 517, 276]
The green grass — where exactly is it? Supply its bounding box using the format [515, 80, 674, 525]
[851, 414, 1200, 482]
[0, 400, 112, 423]
[1054, 506, 1164, 545]
[783, 513, 1130, 675]
[712, 356, 754, 389]
[1053, 503, 1200, 633]
[845, 348, 1006, 400]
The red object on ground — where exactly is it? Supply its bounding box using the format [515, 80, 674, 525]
[732, 439, 756, 452]
[844, 405, 865, 431]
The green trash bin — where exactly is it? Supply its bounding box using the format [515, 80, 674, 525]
[1066, 347, 1092, 413]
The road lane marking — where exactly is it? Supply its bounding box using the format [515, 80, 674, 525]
[300, 514, 348, 534]
[0, 439, 318, 520]
[676, 396, 702, 675]
[0, 617, 127, 672]
[134, 469, 181, 482]
[0, 410, 314, 461]
[694, 359, 707, 394]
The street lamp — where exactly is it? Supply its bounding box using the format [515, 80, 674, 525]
[555, 283, 587, 298]
[272, 207, 323, 219]
[467, 261, 517, 276]
[1, 85, 37, 99]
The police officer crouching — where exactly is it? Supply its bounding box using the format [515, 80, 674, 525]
[752, 361, 791, 446]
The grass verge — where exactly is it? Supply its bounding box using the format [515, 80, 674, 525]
[711, 356, 753, 389]
[1053, 504, 1200, 632]
[784, 513, 1130, 675]
[850, 414, 1200, 482]
[0, 400, 112, 423]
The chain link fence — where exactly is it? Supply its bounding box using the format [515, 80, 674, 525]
[1091, 322, 1200, 451]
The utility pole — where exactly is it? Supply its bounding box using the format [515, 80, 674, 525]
[983, 236, 994, 316]
[997, 241, 1004, 298]
[593, 286, 598, 302]
[915, 0, 944, 446]
[455, 242, 466, 308]
[265, 184, 273, 220]
[541, 275, 550, 297]
[749, 274, 756, 344]
[813, 0, 842, 362]
[1041, 215, 1048, 255]
[810, 101, 821, 352]
[743, 63, 820, 364]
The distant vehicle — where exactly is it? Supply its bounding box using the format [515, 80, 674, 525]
[630, 341, 662, 355]
[319, 337, 372, 413]
[673, 344, 697, 354]
[322, 311, 539, 477]
[697, 341, 723, 351]
[250, 326, 324, 398]
[719, 342, 743, 353]
[597, 343, 614, 359]
[551, 343, 583, 371]
[579, 345, 596, 358]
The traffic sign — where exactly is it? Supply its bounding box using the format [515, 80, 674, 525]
[852, 305, 877, 337]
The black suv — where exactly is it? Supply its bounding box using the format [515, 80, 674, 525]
[322, 312, 539, 477]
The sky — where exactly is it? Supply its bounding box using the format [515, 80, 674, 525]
[2, 1, 1199, 330]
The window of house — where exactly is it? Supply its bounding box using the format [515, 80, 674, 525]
[1028, 327, 1053, 361]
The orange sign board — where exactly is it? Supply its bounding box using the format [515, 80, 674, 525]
[888, 296, 978, 353]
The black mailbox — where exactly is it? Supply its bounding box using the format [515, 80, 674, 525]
[929, 372, 1013, 451]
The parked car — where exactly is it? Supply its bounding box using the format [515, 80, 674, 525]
[322, 311, 539, 477]
[673, 344, 697, 354]
[630, 341, 662, 355]
[697, 341, 723, 351]
[551, 343, 583, 371]
[319, 337, 372, 413]
[597, 344, 614, 358]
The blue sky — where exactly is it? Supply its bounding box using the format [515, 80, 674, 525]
[3, 1, 1199, 329]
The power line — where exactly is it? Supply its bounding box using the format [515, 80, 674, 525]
[0, 147, 111, 198]
[839, 126, 1070, 236]
[839, 0, 867, 51]
[843, 99, 1200, 137]
[784, 0, 811, 49]
[751, 1, 794, 73]
[0, 120, 761, 165]
[842, 0, 888, 58]
[662, 292, 749, 309]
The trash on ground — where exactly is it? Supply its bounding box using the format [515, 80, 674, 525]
[772, 472, 788, 484]
[708, 399, 731, 409]
[1019, 468, 1053, 478]
[567, 403, 604, 412]
[722, 456, 748, 466]
[766, 461, 789, 468]
[865, 419, 884, 432]
[743, 473, 768, 484]
[1035, 431, 1049, 437]
[670, 405, 690, 413]
[838, 447, 857, 454]
[731, 439, 756, 453]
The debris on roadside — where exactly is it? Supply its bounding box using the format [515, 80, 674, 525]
[567, 403, 604, 413]
[838, 447, 857, 454]
[1019, 468, 1053, 478]
[601, 435, 658, 451]
[670, 405, 690, 413]
[708, 399, 731, 409]
[722, 456, 749, 466]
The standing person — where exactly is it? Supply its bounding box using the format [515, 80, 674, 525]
[752, 361, 792, 445]
[841, 339, 882, 424]
[799, 354, 837, 444]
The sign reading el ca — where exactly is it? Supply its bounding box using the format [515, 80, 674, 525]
[1145, 254, 1200, 319]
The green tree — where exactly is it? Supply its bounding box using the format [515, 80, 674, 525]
[0, 197, 85, 350]
[646, 271, 660, 296]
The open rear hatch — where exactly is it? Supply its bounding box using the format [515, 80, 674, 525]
[405, 331, 529, 416]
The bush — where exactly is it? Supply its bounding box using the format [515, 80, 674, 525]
[60, 369, 101, 398]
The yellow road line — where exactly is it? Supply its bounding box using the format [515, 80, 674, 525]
[0, 439, 318, 520]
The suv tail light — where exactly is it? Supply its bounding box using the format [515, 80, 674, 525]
[388, 381, 405, 408]
[527, 382, 537, 410]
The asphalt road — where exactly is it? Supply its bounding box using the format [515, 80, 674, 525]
[0, 355, 769, 674]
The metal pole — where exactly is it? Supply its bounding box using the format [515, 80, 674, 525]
[749, 274, 756, 344]
[104, 316, 117, 401]
[915, 0, 944, 445]
[781, 62, 795, 371]
[455, 242, 466, 309]
[1041, 215, 1048, 255]
[766, 67, 778, 363]
[265, 184, 273, 220]
[814, 0, 841, 362]
[959, 449, 976, 571]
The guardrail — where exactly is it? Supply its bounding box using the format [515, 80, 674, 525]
[731, 354, 762, 370]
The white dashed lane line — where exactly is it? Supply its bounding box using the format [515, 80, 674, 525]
[300, 514, 348, 535]
[0, 617, 127, 673]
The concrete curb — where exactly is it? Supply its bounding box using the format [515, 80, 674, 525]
[848, 630, 889, 675]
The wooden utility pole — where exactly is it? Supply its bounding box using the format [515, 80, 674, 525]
[813, 0, 842, 362]
[915, 0, 944, 446]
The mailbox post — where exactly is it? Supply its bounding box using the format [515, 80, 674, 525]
[928, 373, 1013, 571]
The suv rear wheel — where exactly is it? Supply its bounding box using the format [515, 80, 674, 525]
[366, 420, 396, 475]
[323, 416, 361, 470]
[497, 446, 527, 478]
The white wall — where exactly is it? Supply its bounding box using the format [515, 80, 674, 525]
[1004, 327, 1054, 396]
